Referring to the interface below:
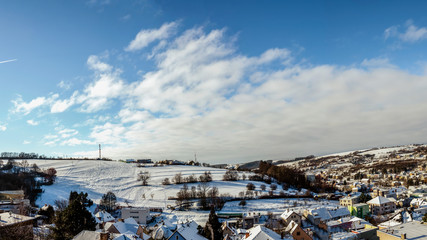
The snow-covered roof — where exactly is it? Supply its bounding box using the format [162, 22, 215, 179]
[95, 210, 115, 222]
[111, 221, 140, 235]
[309, 207, 350, 221]
[152, 223, 173, 240]
[124, 217, 138, 225]
[0, 212, 35, 226]
[174, 221, 207, 240]
[367, 196, 395, 205]
[246, 225, 286, 240]
[73, 230, 101, 240]
[378, 210, 413, 228]
[280, 210, 299, 220]
[410, 198, 427, 207]
[112, 235, 133, 240]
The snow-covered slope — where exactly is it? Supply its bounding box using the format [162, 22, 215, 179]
[22, 160, 267, 208]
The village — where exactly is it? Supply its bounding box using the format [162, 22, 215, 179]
[1, 145, 427, 239]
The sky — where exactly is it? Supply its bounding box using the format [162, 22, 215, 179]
[1, 0, 427, 163]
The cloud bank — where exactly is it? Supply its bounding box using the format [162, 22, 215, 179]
[11, 23, 427, 163]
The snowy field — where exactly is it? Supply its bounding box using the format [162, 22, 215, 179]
[19, 160, 280, 209]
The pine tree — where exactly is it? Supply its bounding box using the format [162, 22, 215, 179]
[51, 192, 96, 239]
[204, 207, 223, 240]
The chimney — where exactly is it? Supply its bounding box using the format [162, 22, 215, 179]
[401, 233, 406, 240]
[100, 232, 109, 240]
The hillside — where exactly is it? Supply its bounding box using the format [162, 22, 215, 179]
[21, 160, 283, 209]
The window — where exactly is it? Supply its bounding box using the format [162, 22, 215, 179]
[297, 231, 300, 236]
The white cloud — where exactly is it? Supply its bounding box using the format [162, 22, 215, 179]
[0, 59, 17, 64]
[361, 57, 395, 68]
[12, 23, 427, 163]
[400, 23, 427, 42]
[0, 123, 6, 131]
[61, 138, 95, 146]
[125, 21, 179, 51]
[257, 48, 291, 64]
[12, 95, 57, 115]
[385, 20, 427, 43]
[118, 109, 151, 123]
[87, 55, 112, 72]
[23, 140, 31, 144]
[58, 80, 72, 90]
[27, 120, 39, 126]
[121, 14, 131, 22]
[58, 128, 79, 138]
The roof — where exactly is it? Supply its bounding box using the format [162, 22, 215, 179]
[340, 195, 359, 200]
[95, 210, 115, 222]
[173, 221, 207, 240]
[352, 203, 369, 207]
[0, 212, 35, 226]
[378, 221, 427, 240]
[111, 221, 140, 235]
[152, 223, 173, 240]
[246, 225, 285, 240]
[124, 217, 138, 225]
[280, 210, 299, 220]
[309, 207, 350, 221]
[72, 230, 101, 240]
[367, 196, 395, 205]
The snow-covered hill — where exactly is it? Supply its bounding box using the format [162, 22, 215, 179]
[21, 160, 269, 208]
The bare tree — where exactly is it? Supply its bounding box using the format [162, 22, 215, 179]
[162, 178, 171, 185]
[173, 172, 183, 184]
[138, 171, 150, 186]
[54, 199, 68, 211]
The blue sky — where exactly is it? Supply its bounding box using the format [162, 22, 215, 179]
[1, 0, 427, 163]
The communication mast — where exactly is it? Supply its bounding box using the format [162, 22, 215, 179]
[99, 144, 101, 159]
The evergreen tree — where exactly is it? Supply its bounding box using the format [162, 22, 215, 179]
[69, 191, 93, 207]
[38, 204, 55, 224]
[100, 191, 117, 212]
[204, 207, 223, 240]
[359, 192, 372, 203]
[51, 192, 96, 239]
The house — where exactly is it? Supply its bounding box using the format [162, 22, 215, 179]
[0, 190, 25, 200]
[377, 221, 427, 240]
[73, 230, 110, 240]
[167, 221, 207, 240]
[245, 225, 286, 240]
[151, 222, 174, 240]
[0, 190, 31, 214]
[304, 207, 350, 224]
[367, 196, 396, 215]
[0, 212, 35, 239]
[347, 203, 370, 218]
[410, 198, 427, 208]
[73, 230, 150, 240]
[372, 188, 397, 199]
[136, 159, 152, 164]
[339, 195, 360, 207]
[96, 210, 115, 223]
[121, 207, 150, 224]
[106, 218, 145, 239]
[284, 221, 312, 240]
[281, 210, 302, 226]
[242, 213, 260, 229]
